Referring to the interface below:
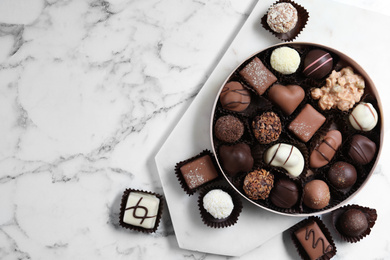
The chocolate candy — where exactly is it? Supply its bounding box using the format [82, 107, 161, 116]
[266, 2, 298, 34]
[337, 209, 368, 237]
[303, 49, 333, 79]
[252, 112, 281, 144]
[264, 143, 304, 178]
[289, 104, 326, 142]
[348, 134, 376, 165]
[219, 143, 254, 177]
[270, 46, 300, 75]
[349, 102, 378, 131]
[180, 155, 219, 190]
[219, 81, 251, 112]
[203, 189, 234, 219]
[270, 178, 299, 208]
[327, 162, 357, 190]
[267, 84, 305, 115]
[214, 115, 244, 143]
[239, 57, 277, 95]
[310, 130, 342, 168]
[303, 180, 330, 210]
[243, 169, 274, 200]
[294, 221, 333, 260]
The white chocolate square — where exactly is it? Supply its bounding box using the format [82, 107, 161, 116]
[123, 192, 160, 229]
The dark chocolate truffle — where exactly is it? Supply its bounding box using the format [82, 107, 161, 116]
[252, 112, 282, 144]
[270, 178, 299, 208]
[267, 84, 304, 115]
[219, 81, 251, 112]
[243, 169, 274, 200]
[303, 180, 330, 210]
[310, 130, 342, 168]
[348, 135, 376, 165]
[338, 209, 368, 237]
[219, 143, 254, 177]
[214, 115, 244, 143]
[303, 49, 333, 79]
[327, 162, 357, 190]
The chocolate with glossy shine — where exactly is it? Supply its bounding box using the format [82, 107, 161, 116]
[270, 178, 299, 208]
[219, 143, 254, 177]
[348, 135, 376, 165]
[219, 81, 251, 112]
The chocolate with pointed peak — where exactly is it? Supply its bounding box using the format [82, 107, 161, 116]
[219, 143, 254, 177]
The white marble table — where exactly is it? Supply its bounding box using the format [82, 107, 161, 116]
[1, 0, 390, 259]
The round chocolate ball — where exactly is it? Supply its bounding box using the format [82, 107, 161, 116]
[303, 49, 333, 79]
[214, 115, 244, 143]
[243, 169, 274, 200]
[220, 81, 251, 112]
[266, 2, 298, 34]
[270, 46, 300, 75]
[219, 143, 254, 177]
[270, 178, 299, 208]
[338, 209, 368, 237]
[303, 180, 330, 210]
[327, 162, 357, 190]
[252, 112, 282, 144]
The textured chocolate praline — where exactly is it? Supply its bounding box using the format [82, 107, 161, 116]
[243, 169, 274, 200]
[266, 2, 298, 34]
[294, 221, 333, 260]
[270, 178, 299, 208]
[219, 143, 254, 177]
[267, 84, 305, 115]
[327, 162, 357, 190]
[303, 49, 333, 79]
[348, 134, 376, 165]
[310, 130, 342, 168]
[337, 209, 368, 237]
[239, 57, 277, 96]
[270, 46, 301, 75]
[252, 112, 282, 144]
[214, 115, 244, 143]
[303, 180, 330, 210]
[219, 81, 251, 112]
[289, 104, 326, 142]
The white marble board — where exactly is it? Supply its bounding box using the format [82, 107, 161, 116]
[155, 0, 390, 257]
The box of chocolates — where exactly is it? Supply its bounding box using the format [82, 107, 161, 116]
[210, 42, 383, 216]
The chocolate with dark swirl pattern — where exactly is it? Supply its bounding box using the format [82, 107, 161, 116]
[219, 81, 251, 112]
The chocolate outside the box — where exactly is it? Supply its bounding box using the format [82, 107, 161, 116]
[119, 188, 164, 233]
[291, 217, 336, 260]
[261, 0, 309, 42]
[198, 185, 243, 228]
[332, 204, 377, 243]
[175, 150, 220, 195]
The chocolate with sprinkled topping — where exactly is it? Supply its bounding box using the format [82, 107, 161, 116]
[252, 111, 282, 144]
[214, 115, 244, 143]
[239, 57, 277, 96]
[180, 155, 219, 190]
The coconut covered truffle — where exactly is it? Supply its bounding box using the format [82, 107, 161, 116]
[267, 2, 298, 34]
[270, 46, 300, 74]
[203, 189, 234, 219]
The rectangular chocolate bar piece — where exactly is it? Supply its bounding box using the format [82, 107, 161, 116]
[180, 155, 219, 190]
[294, 221, 333, 260]
[289, 104, 325, 142]
[239, 57, 277, 95]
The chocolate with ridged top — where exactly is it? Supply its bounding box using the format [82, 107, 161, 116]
[219, 143, 254, 177]
[303, 49, 333, 79]
[219, 81, 251, 112]
[348, 135, 376, 165]
[270, 178, 299, 208]
[310, 130, 342, 168]
[327, 162, 357, 190]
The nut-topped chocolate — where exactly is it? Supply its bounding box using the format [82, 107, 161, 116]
[252, 112, 282, 144]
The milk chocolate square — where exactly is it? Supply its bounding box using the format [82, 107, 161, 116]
[289, 104, 325, 142]
[180, 155, 219, 190]
[239, 57, 277, 95]
[294, 221, 333, 260]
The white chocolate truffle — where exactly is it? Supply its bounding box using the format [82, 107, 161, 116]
[123, 192, 160, 229]
[203, 189, 234, 219]
[270, 47, 300, 74]
[264, 143, 304, 177]
[349, 102, 378, 131]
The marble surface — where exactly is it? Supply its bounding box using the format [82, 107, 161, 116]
[1, 0, 390, 259]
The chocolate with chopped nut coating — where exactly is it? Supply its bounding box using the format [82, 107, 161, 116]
[252, 112, 282, 144]
[243, 169, 274, 200]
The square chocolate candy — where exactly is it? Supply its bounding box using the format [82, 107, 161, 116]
[289, 104, 325, 142]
